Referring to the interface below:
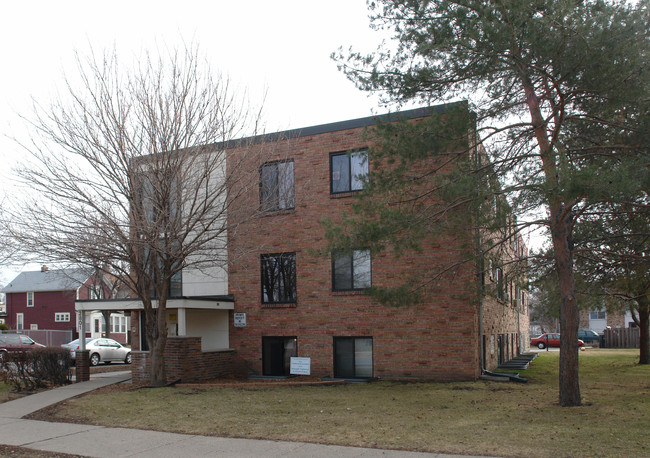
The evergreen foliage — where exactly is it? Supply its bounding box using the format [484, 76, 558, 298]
[331, 0, 649, 406]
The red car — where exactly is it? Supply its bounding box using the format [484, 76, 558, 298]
[0, 334, 46, 363]
[530, 333, 584, 349]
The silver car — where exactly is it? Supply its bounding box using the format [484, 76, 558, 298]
[63, 338, 131, 366]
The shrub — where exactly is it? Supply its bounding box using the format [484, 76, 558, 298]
[0, 323, 8, 331]
[4, 347, 72, 392]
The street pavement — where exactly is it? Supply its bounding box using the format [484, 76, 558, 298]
[0, 372, 481, 458]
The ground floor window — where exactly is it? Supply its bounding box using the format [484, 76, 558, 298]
[590, 310, 607, 320]
[110, 314, 129, 333]
[333, 337, 373, 378]
[16, 313, 23, 331]
[262, 336, 297, 376]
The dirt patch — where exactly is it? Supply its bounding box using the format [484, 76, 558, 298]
[177, 375, 345, 388]
[0, 444, 86, 458]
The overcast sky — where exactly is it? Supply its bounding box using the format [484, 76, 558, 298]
[0, 0, 404, 284]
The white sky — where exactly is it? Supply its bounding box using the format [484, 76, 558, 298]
[0, 0, 399, 284]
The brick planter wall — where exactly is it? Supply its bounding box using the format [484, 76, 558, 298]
[75, 350, 90, 382]
[132, 337, 234, 384]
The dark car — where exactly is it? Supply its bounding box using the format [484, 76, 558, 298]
[578, 329, 600, 344]
[0, 334, 46, 363]
[530, 333, 585, 349]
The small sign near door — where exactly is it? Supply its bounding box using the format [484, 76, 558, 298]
[234, 313, 246, 327]
[290, 357, 311, 375]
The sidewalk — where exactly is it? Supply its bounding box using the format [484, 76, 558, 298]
[0, 372, 473, 458]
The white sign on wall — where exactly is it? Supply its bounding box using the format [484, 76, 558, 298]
[290, 357, 311, 375]
[233, 312, 246, 327]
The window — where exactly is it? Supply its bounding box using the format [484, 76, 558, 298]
[136, 170, 183, 300]
[145, 247, 183, 299]
[262, 336, 297, 376]
[111, 315, 129, 333]
[590, 310, 606, 320]
[55, 312, 70, 322]
[89, 286, 104, 300]
[496, 268, 505, 301]
[169, 271, 182, 298]
[16, 313, 23, 331]
[334, 337, 373, 378]
[26, 292, 34, 307]
[261, 253, 297, 303]
[30, 324, 38, 330]
[260, 161, 294, 211]
[331, 150, 368, 193]
[332, 250, 371, 291]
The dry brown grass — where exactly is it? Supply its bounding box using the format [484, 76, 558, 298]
[29, 349, 650, 457]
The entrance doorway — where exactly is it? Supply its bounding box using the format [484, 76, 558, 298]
[262, 337, 297, 376]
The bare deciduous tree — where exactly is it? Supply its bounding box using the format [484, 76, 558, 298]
[8, 45, 272, 386]
[0, 200, 17, 266]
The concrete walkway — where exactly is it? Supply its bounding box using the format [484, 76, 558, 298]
[0, 372, 478, 458]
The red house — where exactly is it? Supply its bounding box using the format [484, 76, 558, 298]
[2, 266, 95, 345]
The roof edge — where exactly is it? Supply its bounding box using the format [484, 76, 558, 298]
[219, 101, 468, 149]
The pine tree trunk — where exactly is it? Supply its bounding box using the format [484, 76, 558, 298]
[522, 77, 581, 406]
[550, 210, 581, 406]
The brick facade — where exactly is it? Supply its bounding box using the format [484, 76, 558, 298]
[126, 107, 529, 382]
[226, 108, 529, 381]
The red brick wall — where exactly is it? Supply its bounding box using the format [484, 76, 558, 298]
[132, 337, 235, 384]
[227, 123, 485, 381]
[481, 294, 529, 370]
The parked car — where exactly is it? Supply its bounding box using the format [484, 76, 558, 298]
[0, 334, 46, 363]
[62, 338, 131, 366]
[578, 329, 600, 345]
[61, 338, 94, 364]
[530, 333, 585, 349]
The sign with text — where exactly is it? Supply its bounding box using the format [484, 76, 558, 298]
[290, 357, 311, 375]
[233, 313, 246, 327]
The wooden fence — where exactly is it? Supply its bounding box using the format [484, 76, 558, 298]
[602, 328, 640, 349]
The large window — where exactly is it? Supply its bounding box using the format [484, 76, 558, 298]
[26, 292, 34, 307]
[260, 160, 294, 211]
[334, 337, 373, 378]
[330, 150, 368, 194]
[261, 253, 297, 303]
[332, 250, 371, 291]
[137, 170, 183, 299]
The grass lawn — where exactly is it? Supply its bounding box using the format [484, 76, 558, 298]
[33, 349, 649, 457]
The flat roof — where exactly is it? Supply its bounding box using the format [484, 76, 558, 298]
[220, 101, 467, 149]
